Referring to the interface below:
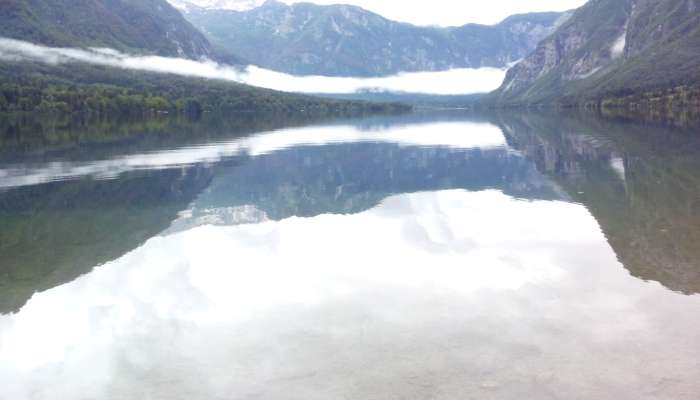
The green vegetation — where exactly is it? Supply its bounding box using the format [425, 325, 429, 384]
[0, 62, 411, 118]
[583, 0, 700, 99]
[0, 0, 220, 60]
[0, 107, 388, 157]
[0, 0, 411, 120]
[599, 86, 700, 125]
[491, 0, 700, 109]
[490, 0, 634, 105]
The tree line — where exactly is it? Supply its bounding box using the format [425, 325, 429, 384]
[0, 62, 411, 118]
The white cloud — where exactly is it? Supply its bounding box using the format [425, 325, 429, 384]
[0, 37, 506, 94]
[244, 65, 506, 95]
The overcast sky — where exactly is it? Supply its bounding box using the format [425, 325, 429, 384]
[181, 0, 589, 26]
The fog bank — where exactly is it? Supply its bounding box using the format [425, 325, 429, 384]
[0, 37, 506, 95]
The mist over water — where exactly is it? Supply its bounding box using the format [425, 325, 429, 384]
[0, 37, 507, 95]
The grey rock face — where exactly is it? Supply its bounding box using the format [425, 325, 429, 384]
[179, 0, 568, 76]
[493, 0, 700, 104]
[495, 0, 635, 101]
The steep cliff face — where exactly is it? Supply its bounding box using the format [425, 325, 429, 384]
[179, 0, 569, 76]
[492, 0, 700, 105]
[0, 0, 216, 60]
[493, 0, 634, 103]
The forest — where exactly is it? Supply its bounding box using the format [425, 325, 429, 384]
[0, 62, 411, 117]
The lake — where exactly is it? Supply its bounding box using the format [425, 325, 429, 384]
[1, 110, 700, 399]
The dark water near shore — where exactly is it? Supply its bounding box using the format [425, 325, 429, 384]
[1, 111, 700, 399]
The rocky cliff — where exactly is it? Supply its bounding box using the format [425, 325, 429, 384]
[492, 0, 700, 106]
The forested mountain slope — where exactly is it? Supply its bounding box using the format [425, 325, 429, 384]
[0, 0, 216, 59]
[0, 0, 411, 117]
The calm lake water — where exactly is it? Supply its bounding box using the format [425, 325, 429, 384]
[1, 110, 700, 399]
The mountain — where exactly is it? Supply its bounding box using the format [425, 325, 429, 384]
[491, 0, 700, 106]
[0, 0, 410, 117]
[169, 0, 262, 12]
[177, 0, 570, 77]
[0, 0, 215, 60]
[0, 59, 411, 116]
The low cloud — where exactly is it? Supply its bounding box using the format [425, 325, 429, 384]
[0, 37, 246, 80]
[245, 65, 506, 95]
[0, 37, 506, 95]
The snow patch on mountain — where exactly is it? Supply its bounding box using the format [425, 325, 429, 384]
[168, 0, 264, 12]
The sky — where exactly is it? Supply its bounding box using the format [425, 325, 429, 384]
[176, 0, 588, 26]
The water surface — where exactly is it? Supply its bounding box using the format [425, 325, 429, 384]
[1, 111, 700, 399]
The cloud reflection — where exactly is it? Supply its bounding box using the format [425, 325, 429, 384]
[0, 121, 507, 189]
[2, 190, 699, 399]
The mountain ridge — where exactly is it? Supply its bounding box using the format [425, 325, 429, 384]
[179, 0, 571, 77]
[0, 0, 412, 117]
[490, 0, 700, 107]
[0, 0, 220, 60]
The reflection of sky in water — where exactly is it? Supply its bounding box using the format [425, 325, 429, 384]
[2, 190, 700, 399]
[2, 113, 700, 400]
[0, 121, 506, 189]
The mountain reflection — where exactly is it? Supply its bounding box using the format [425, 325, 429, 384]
[497, 112, 700, 295]
[168, 141, 559, 231]
[3, 110, 700, 316]
[0, 167, 214, 313]
[3, 190, 699, 399]
[0, 112, 554, 313]
[2, 111, 700, 399]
